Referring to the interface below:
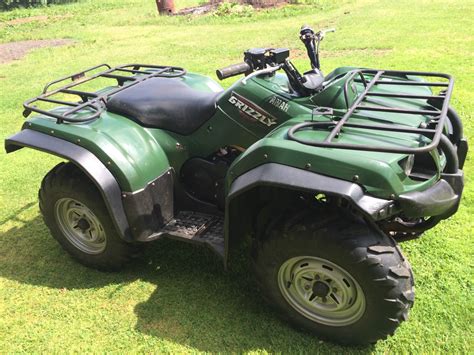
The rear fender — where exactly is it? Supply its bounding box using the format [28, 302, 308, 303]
[22, 112, 173, 192]
[5, 129, 133, 241]
[6, 129, 176, 242]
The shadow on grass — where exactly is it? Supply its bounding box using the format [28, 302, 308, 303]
[0, 201, 36, 226]
[0, 213, 374, 353]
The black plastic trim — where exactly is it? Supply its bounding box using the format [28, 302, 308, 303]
[5, 129, 132, 241]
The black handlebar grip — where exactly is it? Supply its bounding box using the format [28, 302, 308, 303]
[216, 62, 251, 80]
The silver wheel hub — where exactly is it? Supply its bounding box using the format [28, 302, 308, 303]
[54, 198, 106, 254]
[278, 256, 365, 326]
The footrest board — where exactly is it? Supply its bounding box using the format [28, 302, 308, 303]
[161, 211, 225, 257]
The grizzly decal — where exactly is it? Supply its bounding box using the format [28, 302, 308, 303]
[228, 92, 277, 127]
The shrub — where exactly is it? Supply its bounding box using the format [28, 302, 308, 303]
[213, 2, 254, 17]
[1, 0, 79, 10]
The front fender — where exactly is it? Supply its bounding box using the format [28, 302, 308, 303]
[224, 163, 396, 262]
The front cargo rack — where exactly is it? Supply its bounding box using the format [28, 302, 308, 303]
[23, 64, 186, 124]
[288, 69, 455, 155]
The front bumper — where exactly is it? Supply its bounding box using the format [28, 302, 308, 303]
[398, 170, 464, 218]
[396, 135, 467, 219]
[398, 137, 469, 220]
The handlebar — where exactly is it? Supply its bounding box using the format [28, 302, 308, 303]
[216, 62, 252, 80]
[216, 25, 335, 93]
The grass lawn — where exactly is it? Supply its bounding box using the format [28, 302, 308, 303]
[0, 0, 473, 352]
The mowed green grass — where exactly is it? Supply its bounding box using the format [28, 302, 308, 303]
[0, 0, 473, 352]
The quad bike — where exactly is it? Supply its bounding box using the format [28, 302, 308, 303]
[5, 26, 467, 345]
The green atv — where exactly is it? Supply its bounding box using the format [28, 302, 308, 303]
[5, 26, 467, 345]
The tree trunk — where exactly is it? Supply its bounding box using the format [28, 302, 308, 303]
[156, 0, 175, 15]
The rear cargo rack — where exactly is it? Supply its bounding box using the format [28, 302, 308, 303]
[23, 64, 186, 124]
[288, 69, 454, 154]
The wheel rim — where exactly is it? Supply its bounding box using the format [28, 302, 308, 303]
[278, 256, 366, 327]
[54, 198, 106, 255]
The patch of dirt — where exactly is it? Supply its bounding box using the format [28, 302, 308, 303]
[6, 15, 48, 25]
[244, 0, 288, 9]
[175, 3, 216, 15]
[0, 39, 75, 65]
[4, 14, 72, 25]
[290, 48, 393, 59]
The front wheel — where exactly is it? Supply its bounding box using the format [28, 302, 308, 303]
[252, 214, 415, 345]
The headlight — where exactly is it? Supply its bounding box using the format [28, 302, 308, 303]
[399, 154, 415, 176]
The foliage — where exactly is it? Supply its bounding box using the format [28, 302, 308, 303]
[212, 1, 254, 17]
[1, 0, 78, 10]
[0, 0, 473, 353]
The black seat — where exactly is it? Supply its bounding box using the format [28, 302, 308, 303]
[106, 78, 221, 135]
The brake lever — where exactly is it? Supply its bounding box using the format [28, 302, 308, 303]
[318, 28, 336, 40]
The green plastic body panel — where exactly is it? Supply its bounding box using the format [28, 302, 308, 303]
[22, 68, 445, 199]
[222, 71, 443, 199]
[26, 114, 172, 192]
[22, 72, 258, 192]
[226, 121, 438, 199]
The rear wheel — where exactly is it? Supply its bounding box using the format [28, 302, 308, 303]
[39, 162, 139, 271]
[252, 213, 415, 345]
[54, 197, 107, 255]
